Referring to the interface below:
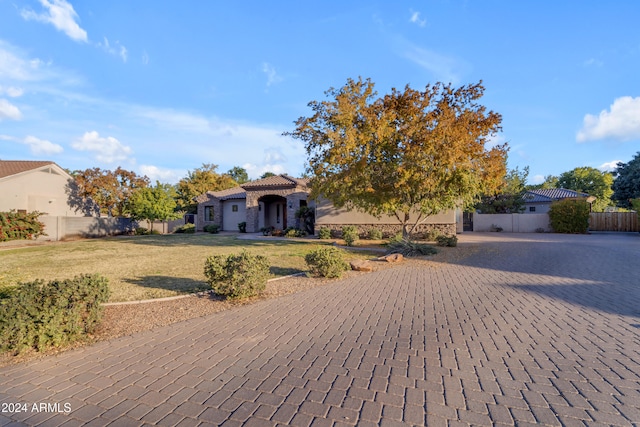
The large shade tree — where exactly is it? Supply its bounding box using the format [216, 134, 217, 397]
[176, 164, 238, 213]
[557, 166, 614, 212]
[73, 167, 149, 217]
[476, 166, 529, 213]
[286, 78, 508, 237]
[612, 152, 640, 208]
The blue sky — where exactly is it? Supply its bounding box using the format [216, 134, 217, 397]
[1, 1, 639, 184]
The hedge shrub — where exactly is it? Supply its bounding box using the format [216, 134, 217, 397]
[367, 228, 383, 240]
[549, 199, 590, 233]
[305, 247, 349, 278]
[341, 226, 359, 246]
[318, 227, 332, 240]
[175, 223, 196, 234]
[0, 211, 46, 242]
[436, 235, 458, 247]
[204, 250, 270, 299]
[204, 224, 220, 234]
[0, 274, 110, 354]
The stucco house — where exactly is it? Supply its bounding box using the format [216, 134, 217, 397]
[523, 188, 594, 214]
[196, 174, 460, 235]
[0, 160, 86, 217]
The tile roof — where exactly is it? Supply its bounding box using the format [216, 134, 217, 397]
[0, 160, 55, 179]
[194, 187, 247, 203]
[241, 174, 309, 189]
[524, 188, 590, 203]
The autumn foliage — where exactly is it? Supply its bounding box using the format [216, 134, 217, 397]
[287, 78, 507, 237]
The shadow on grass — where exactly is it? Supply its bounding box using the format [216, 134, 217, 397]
[123, 276, 211, 296]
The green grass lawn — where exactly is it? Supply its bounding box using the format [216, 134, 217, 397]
[0, 234, 379, 303]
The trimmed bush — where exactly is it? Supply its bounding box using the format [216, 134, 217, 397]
[260, 226, 275, 236]
[549, 199, 590, 233]
[386, 239, 438, 257]
[135, 227, 150, 235]
[0, 274, 110, 354]
[341, 226, 359, 246]
[284, 227, 306, 238]
[175, 223, 196, 234]
[0, 211, 46, 242]
[367, 228, 383, 240]
[204, 224, 220, 234]
[204, 250, 270, 299]
[436, 235, 458, 247]
[305, 247, 349, 278]
[424, 229, 442, 241]
[318, 227, 332, 239]
[238, 222, 247, 233]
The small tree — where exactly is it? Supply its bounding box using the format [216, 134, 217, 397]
[74, 167, 149, 217]
[612, 152, 640, 208]
[176, 164, 238, 213]
[127, 182, 182, 233]
[286, 77, 507, 238]
[557, 166, 614, 212]
[227, 166, 249, 184]
[476, 166, 529, 213]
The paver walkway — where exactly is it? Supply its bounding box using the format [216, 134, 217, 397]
[1, 233, 639, 426]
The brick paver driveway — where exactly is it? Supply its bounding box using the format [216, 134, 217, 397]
[1, 232, 639, 426]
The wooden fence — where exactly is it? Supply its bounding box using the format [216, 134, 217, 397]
[589, 212, 639, 232]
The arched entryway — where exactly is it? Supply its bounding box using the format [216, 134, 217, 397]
[258, 195, 287, 230]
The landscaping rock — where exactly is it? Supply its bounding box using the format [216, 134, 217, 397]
[350, 260, 375, 272]
[377, 253, 404, 263]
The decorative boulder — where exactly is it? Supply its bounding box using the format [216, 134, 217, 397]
[378, 253, 404, 263]
[350, 260, 375, 272]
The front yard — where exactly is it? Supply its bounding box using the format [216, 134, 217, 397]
[0, 234, 379, 303]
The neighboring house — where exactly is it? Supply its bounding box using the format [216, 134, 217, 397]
[523, 188, 594, 214]
[0, 160, 87, 217]
[196, 174, 459, 235]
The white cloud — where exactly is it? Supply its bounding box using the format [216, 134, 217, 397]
[21, 0, 88, 43]
[577, 96, 640, 142]
[142, 51, 150, 65]
[97, 37, 128, 63]
[22, 135, 64, 155]
[396, 37, 468, 84]
[261, 62, 283, 87]
[0, 86, 24, 97]
[599, 160, 622, 172]
[243, 163, 286, 179]
[71, 131, 133, 163]
[0, 99, 22, 121]
[138, 165, 184, 184]
[409, 10, 426, 27]
[584, 58, 603, 67]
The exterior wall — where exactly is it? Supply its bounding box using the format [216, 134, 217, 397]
[245, 186, 309, 232]
[315, 198, 457, 237]
[222, 200, 247, 231]
[0, 168, 86, 217]
[523, 203, 551, 214]
[196, 195, 222, 231]
[473, 213, 551, 232]
[38, 216, 137, 241]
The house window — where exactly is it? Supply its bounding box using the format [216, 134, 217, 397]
[205, 206, 214, 221]
[232, 204, 238, 212]
[529, 206, 536, 212]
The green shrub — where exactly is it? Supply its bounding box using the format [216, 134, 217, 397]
[0, 274, 110, 354]
[175, 223, 196, 234]
[134, 227, 150, 235]
[386, 239, 438, 257]
[367, 228, 383, 240]
[238, 222, 247, 233]
[436, 235, 458, 247]
[204, 224, 220, 234]
[260, 226, 274, 236]
[0, 211, 46, 242]
[203, 250, 270, 299]
[284, 227, 306, 238]
[304, 247, 349, 278]
[424, 229, 442, 241]
[318, 227, 332, 239]
[341, 226, 359, 246]
[549, 199, 591, 233]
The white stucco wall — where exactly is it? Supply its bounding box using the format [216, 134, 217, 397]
[222, 200, 247, 231]
[0, 167, 85, 217]
[473, 213, 551, 232]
